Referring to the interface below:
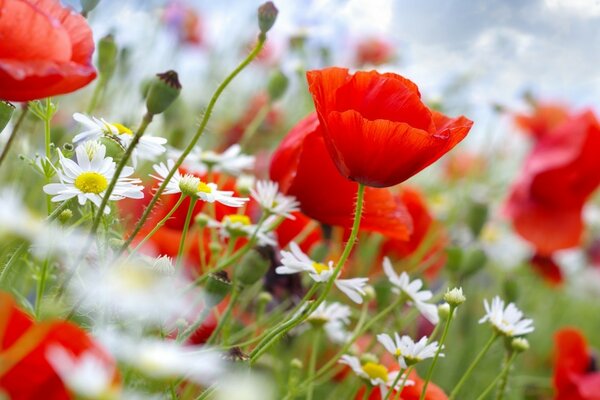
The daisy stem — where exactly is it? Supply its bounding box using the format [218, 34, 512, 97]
[494, 351, 516, 400]
[176, 196, 198, 269]
[44, 98, 53, 215]
[207, 283, 241, 345]
[249, 183, 365, 365]
[0, 105, 28, 170]
[449, 332, 499, 400]
[419, 306, 456, 400]
[89, 112, 153, 235]
[392, 367, 414, 400]
[34, 258, 50, 318]
[306, 327, 322, 400]
[475, 352, 516, 400]
[118, 36, 266, 255]
[128, 193, 186, 258]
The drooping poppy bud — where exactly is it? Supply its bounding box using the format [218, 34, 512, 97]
[257, 2, 278, 36]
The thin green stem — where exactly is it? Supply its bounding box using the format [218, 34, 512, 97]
[494, 352, 516, 400]
[89, 112, 153, 236]
[177, 305, 212, 344]
[475, 352, 516, 400]
[306, 327, 322, 400]
[0, 105, 28, 169]
[207, 284, 240, 345]
[119, 37, 266, 255]
[176, 197, 198, 269]
[420, 306, 455, 400]
[44, 98, 52, 215]
[449, 333, 499, 400]
[86, 75, 106, 114]
[392, 367, 413, 400]
[34, 258, 50, 318]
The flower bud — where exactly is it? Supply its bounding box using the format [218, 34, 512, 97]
[205, 271, 232, 307]
[290, 358, 303, 369]
[267, 69, 289, 101]
[178, 175, 201, 197]
[363, 285, 376, 302]
[462, 247, 487, 278]
[98, 136, 126, 163]
[0, 101, 15, 134]
[360, 353, 378, 365]
[511, 337, 530, 353]
[209, 241, 222, 256]
[258, 291, 273, 306]
[466, 198, 489, 238]
[445, 246, 463, 274]
[503, 278, 519, 303]
[194, 213, 211, 228]
[258, 2, 278, 37]
[443, 287, 466, 307]
[145, 70, 181, 116]
[438, 303, 451, 320]
[97, 34, 118, 80]
[58, 209, 73, 224]
[236, 247, 271, 286]
[235, 174, 255, 196]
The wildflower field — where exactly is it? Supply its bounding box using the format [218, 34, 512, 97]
[1, 1, 599, 399]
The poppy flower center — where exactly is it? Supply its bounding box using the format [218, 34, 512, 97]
[312, 262, 330, 275]
[75, 172, 108, 194]
[361, 362, 389, 382]
[197, 182, 212, 193]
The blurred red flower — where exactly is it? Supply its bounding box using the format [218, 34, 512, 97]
[355, 37, 395, 66]
[355, 370, 447, 400]
[529, 253, 563, 286]
[306, 67, 473, 188]
[553, 328, 600, 400]
[505, 111, 600, 255]
[270, 112, 413, 240]
[514, 102, 570, 141]
[0, 0, 97, 102]
[0, 292, 116, 400]
[381, 186, 448, 280]
[162, 1, 203, 46]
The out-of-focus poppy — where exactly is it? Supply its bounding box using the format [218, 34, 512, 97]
[162, 1, 203, 46]
[355, 369, 447, 400]
[306, 67, 473, 188]
[0, 0, 97, 101]
[553, 328, 600, 400]
[0, 292, 115, 400]
[443, 151, 486, 181]
[505, 111, 600, 255]
[270, 112, 413, 240]
[529, 253, 563, 286]
[381, 186, 448, 280]
[355, 37, 395, 66]
[514, 102, 570, 141]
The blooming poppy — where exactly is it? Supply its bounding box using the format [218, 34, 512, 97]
[270, 112, 412, 240]
[0, 292, 116, 400]
[380, 186, 448, 280]
[505, 111, 600, 255]
[306, 67, 473, 188]
[514, 102, 570, 141]
[0, 0, 97, 102]
[355, 37, 395, 66]
[553, 328, 600, 400]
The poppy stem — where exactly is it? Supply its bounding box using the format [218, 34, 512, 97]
[176, 196, 198, 269]
[0, 105, 28, 170]
[118, 36, 267, 255]
[419, 305, 456, 400]
[306, 327, 322, 400]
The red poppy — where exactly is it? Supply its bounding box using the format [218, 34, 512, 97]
[381, 186, 448, 280]
[514, 102, 570, 141]
[529, 253, 563, 286]
[355, 37, 395, 66]
[443, 151, 486, 181]
[505, 111, 600, 255]
[162, 1, 204, 46]
[0, 292, 116, 400]
[270, 112, 412, 240]
[355, 370, 447, 400]
[553, 328, 600, 400]
[306, 67, 473, 188]
[0, 0, 97, 102]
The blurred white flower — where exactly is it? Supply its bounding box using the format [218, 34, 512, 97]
[44, 144, 143, 214]
[250, 180, 299, 220]
[215, 372, 276, 400]
[377, 333, 442, 368]
[171, 144, 254, 176]
[334, 277, 368, 304]
[479, 296, 534, 337]
[307, 302, 351, 343]
[339, 355, 412, 397]
[383, 257, 439, 325]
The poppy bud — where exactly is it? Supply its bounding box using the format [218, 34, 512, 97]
[205, 271, 232, 307]
[445, 246, 463, 274]
[97, 136, 126, 163]
[267, 69, 289, 101]
[97, 34, 118, 81]
[0, 101, 15, 133]
[258, 2, 278, 37]
[503, 278, 519, 303]
[145, 70, 182, 116]
[466, 197, 489, 238]
[80, 0, 101, 16]
[461, 247, 487, 278]
[236, 247, 271, 286]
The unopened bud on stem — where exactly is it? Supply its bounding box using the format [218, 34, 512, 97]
[146, 70, 181, 116]
[258, 2, 278, 38]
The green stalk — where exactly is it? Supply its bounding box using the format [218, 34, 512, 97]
[494, 352, 516, 400]
[207, 284, 241, 345]
[306, 327, 322, 400]
[449, 333, 499, 399]
[475, 352, 516, 400]
[176, 197, 198, 269]
[419, 306, 455, 400]
[119, 37, 266, 255]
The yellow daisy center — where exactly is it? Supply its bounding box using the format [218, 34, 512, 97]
[361, 362, 389, 382]
[74, 172, 108, 194]
[312, 261, 330, 275]
[197, 181, 212, 193]
[225, 214, 251, 225]
[112, 122, 133, 135]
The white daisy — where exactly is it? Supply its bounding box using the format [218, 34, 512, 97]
[339, 355, 412, 397]
[307, 302, 352, 343]
[382, 257, 439, 325]
[276, 242, 368, 304]
[43, 143, 144, 214]
[214, 214, 276, 246]
[171, 144, 254, 176]
[151, 160, 249, 208]
[73, 113, 167, 165]
[46, 346, 119, 400]
[377, 333, 442, 368]
[250, 180, 299, 220]
[479, 296, 535, 337]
